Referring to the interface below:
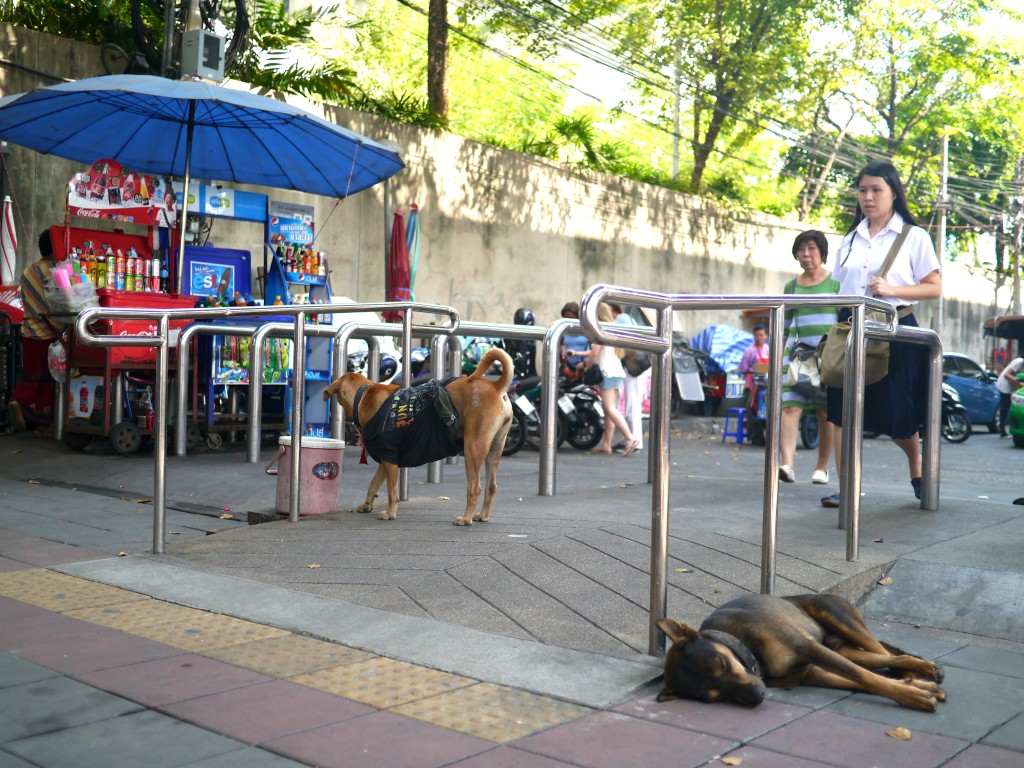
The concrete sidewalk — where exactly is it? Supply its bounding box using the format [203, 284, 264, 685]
[2, 425, 1023, 767]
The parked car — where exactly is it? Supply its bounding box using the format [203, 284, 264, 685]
[1008, 385, 1024, 447]
[942, 353, 1001, 433]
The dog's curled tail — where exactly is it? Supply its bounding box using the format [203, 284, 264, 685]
[470, 348, 515, 391]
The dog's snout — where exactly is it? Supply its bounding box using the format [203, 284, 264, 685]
[734, 681, 766, 707]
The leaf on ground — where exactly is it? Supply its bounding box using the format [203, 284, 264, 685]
[873, 538, 883, 543]
[675, 567, 690, 573]
[620, 482, 635, 488]
[722, 757, 743, 766]
[307, 563, 321, 569]
[219, 513, 234, 520]
[10, 449, 22, 454]
[117, 552, 127, 557]
[131, 498, 151, 504]
[878, 576, 894, 586]
[27, 478, 40, 485]
[438, 496, 451, 500]
[886, 726, 912, 740]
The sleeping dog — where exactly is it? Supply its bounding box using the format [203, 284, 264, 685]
[324, 348, 514, 525]
[657, 593, 945, 711]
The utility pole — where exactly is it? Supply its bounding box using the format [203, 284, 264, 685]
[671, 37, 681, 183]
[936, 131, 949, 328]
[1013, 156, 1024, 316]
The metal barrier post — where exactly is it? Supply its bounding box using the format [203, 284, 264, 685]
[399, 312, 413, 501]
[760, 305, 786, 594]
[427, 331, 450, 483]
[539, 319, 574, 496]
[648, 306, 673, 654]
[288, 314, 306, 522]
[153, 315, 170, 554]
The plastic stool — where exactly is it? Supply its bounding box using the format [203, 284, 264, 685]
[722, 407, 746, 444]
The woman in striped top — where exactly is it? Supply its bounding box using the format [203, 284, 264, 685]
[778, 230, 839, 485]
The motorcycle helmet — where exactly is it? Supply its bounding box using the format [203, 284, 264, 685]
[513, 307, 535, 326]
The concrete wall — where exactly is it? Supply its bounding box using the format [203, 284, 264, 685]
[0, 25, 1006, 361]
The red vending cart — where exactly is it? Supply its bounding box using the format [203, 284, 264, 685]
[55, 159, 196, 453]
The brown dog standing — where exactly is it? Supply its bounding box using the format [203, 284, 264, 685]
[657, 593, 945, 711]
[324, 347, 514, 525]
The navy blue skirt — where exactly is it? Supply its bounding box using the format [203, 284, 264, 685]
[825, 311, 929, 440]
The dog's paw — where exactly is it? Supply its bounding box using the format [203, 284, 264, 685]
[356, 503, 373, 514]
[472, 512, 490, 522]
[453, 516, 472, 526]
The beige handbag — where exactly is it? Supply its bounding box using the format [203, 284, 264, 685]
[816, 224, 912, 389]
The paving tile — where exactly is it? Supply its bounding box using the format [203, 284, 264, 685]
[0, 538, 110, 567]
[392, 682, 592, 742]
[750, 710, 967, 768]
[0, 747, 37, 767]
[202, 633, 377, 678]
[0, 569, 140, 611]
[0, 594, 52, 620]
[0, 652, 61, 688]
[262, 710, 492, 768]
[0, 555, 30, 572]
[612, 693, 813, 741]
[826, 663, 1024, 742]
[75, 653, 272, 707]
[702, 745, 843, 767]
[64, 597, 202, 630]
[127, 612, 289, 652]
[14, 625, 184, 674]
[187, 746, 311, 767]
[447, 746, 583, 767]
[291, 657, 476, 709]
[940, 644, 1024, 679]
[511, 710, 735, 768]
[0, 610, 107, 652]
[160, 678, 373, 743]
[983, 711, 1024, 752]
[944, 743, 1024, 767]
[0, 676, 142, 742]
[4, 709, 244, 768]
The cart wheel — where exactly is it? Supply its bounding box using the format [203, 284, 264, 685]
[110, 421, 143, 454]
[205, 431, 223, 450]
[185, 421, 203, 450]
[62, 419, 93, 450]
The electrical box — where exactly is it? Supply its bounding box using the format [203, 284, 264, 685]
[180, 29, 226, 82]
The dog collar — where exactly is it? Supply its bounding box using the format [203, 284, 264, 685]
[352, 383, 371, 431]
[703, 630, 763, 678]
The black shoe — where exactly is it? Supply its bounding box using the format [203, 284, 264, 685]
[911, 477, 922, 500]
[821, 492, 840, 508]
[612, 441, 626, 451]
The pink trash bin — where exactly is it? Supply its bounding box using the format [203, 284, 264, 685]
[265, 435, 344, 515]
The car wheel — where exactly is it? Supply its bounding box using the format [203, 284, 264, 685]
[989, 410, 1003, 434]
[1013, 434, 1024, 449]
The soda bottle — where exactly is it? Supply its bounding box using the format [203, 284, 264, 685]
[159, 260, 169, 293]
[96, 254, 107, 288]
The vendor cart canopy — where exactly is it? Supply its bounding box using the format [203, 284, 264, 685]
[0, 75, 404, 199]
[983, 315, 1024, 344]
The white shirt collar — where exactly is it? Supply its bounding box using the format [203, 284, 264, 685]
[855, 210, 905, 240]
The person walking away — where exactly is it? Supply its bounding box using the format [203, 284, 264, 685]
[609, 302, 644, 451]
[580, 303, 637, 456]
[996, 354, 1024, 437]
[8, 230, 65, 434]
[821, 160, 941, 508]
[559, 302, 590, 369]
[779, 231, 839, 484]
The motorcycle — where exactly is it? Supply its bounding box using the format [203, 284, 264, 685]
[670, 334, 723, 417]
[942, 381, 972, 443]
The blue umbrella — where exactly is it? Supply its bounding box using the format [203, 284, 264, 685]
[691, 324, 753, 377]
[0, 74, 405, 289]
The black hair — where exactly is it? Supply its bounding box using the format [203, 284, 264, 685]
[847, 160, 919, 234]
[560, 301, 580, 318]
[791, 230, 829, 264]
[38, 229, 53, 258]
[752, 324, 768, 335]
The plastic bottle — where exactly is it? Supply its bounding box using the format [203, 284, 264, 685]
[234, 291, 246, 306]
[159, 260, 169, 293]
[273, 295, 284, 306]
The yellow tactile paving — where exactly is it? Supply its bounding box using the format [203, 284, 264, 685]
[127, 611, 289, 651]
[291, 657, 476, 709]
[391, 682, 593, 742]
[64, 598, 205, 630]
[0, 569, 142, 611]
[202, 633, 378, 677]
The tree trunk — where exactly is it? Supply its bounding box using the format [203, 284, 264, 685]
[427, 0, 449, 126]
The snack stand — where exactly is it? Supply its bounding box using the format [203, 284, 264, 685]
[57, 159, 197, 452]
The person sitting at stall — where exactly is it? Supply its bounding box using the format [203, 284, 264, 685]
[8, 230, 65, 434]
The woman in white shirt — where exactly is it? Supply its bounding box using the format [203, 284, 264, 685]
[821, 160, 942, 508]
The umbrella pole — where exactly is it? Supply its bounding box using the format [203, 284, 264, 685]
[176, 100, 197, 294]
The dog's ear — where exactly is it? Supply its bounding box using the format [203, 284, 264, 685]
[657, 618, 699, 645]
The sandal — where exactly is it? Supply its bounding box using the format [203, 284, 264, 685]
[622, 439, 639, 458]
